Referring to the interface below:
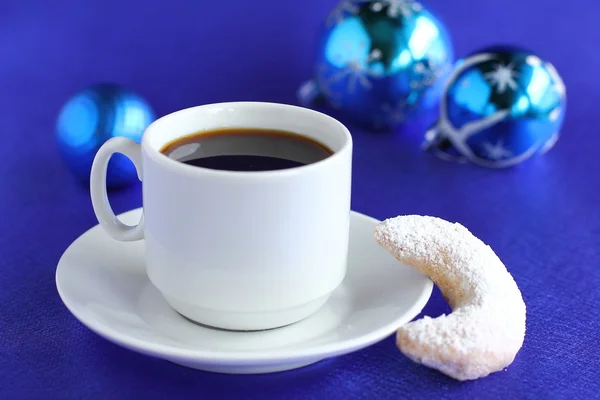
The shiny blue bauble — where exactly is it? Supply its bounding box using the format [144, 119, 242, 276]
[424, 46, 566, 168]
[299, 0, 453, 130]
[57, 83, 155, 188]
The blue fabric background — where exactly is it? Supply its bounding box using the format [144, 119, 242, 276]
[1, 0, 599, 398]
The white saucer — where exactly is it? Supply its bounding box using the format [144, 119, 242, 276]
[56, 208, 432, 374]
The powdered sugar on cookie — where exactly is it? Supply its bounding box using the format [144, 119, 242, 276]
[374, 215, 526, 380]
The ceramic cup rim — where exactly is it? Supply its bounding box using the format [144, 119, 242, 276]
[141, 101, 353, 180]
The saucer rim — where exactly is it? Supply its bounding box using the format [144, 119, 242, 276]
[56, 208, 433, 365]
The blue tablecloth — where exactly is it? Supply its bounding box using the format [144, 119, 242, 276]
[2, 0, 599, 398]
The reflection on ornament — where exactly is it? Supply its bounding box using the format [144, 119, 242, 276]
[378, 99, 407, 127]
[319, 48, 382, 94]
[411, 59, 450, 90]
[299, 0, 453, 130]
[370, 0, 422, 18]
[56, 83, 155, 188]
[425, 46, 566, 168]
[483, 140, 512, 161]
[483, 62, 519, 94]
[327, 1, 360, 26]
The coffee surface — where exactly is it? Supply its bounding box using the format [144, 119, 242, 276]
[161, 128, 332, 171]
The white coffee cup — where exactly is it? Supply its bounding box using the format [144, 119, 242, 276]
[90, 102, 353, 330]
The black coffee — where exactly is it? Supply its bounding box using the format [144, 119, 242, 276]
[161, 128, 333, 171]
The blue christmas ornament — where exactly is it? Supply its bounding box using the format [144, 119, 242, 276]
[298, 0, 453, 130]
[424, 46, 566, 168]
[57, 83, 155, 188]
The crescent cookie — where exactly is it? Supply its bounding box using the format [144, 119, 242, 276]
[374, 215, 526, 381]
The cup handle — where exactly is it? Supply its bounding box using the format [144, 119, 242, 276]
[90, 137, 145, 242]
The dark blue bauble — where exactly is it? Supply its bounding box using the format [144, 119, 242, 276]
[56, 83, 155, 188]
[424, 46, 566, 167]
[299, 0, 454, 130]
